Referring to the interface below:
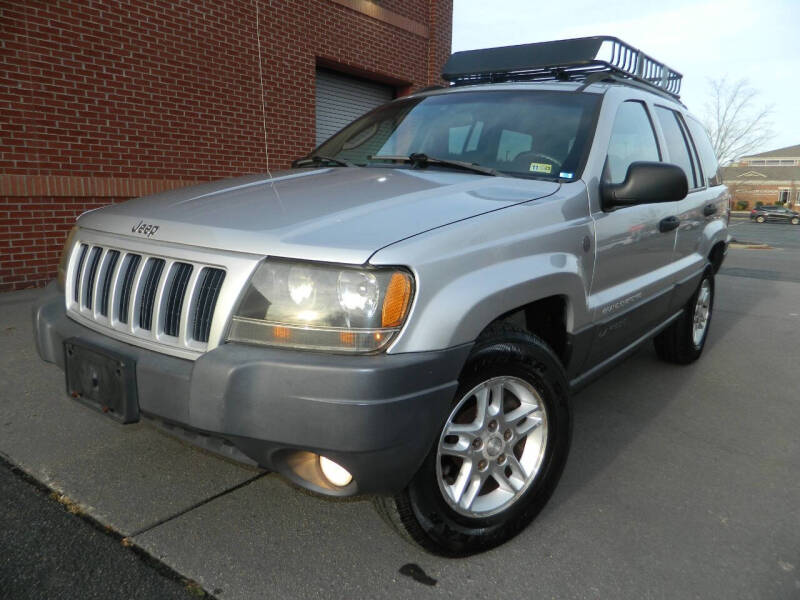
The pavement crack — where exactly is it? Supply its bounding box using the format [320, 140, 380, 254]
[128, 472, 268, 538]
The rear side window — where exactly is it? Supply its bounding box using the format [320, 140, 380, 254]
[685, 117, 721, 186]
[605, 101, 660, 184]
[655, 106, 699, 189]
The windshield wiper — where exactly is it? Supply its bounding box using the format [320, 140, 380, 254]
[291, 154, 355, 168]
[368, 153, 497, 176]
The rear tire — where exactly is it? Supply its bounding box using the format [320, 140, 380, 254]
[654, 269, 714, 364]
[374, 325, 571, 556]
[756, 215, 766, 223]
[791, 217, 799, 225]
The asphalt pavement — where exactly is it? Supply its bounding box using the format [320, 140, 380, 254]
[729, 215, 800, 249]
[0, 458, 204, 599]
[1, 219, 799, 599]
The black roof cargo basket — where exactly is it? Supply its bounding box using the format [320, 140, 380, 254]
[442, 36, 682, 99]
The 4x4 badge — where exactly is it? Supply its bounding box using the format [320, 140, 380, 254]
[131, 220, 159, 238]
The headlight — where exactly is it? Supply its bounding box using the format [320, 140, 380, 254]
[227, 259, 413, 353]
[56, 226, 79, 290]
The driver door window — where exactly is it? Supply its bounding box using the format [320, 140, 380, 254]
[587, 100, 675, 371]
[606, 101, 660, 183]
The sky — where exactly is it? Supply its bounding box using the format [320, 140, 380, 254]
[452, 0, 800, 155]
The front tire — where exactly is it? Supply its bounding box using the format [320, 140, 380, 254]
[791, 217, 799, 225]
[654, 270, 714, 364]
[756, 215, 766, 223]
[375, 326, 571, 556]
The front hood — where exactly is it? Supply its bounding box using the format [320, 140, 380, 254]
[78, 167, 559, 264]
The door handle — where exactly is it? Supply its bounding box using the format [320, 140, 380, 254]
[703, 204, 717, 217]
[659, 216, 680, 233]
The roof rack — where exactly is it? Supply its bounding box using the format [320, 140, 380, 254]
[442, 36, 682, 99]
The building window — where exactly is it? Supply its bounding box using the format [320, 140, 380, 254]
[766, 160, 780, 165]
[796, 190, 800, 205]
[749, 160, 765, 165]
[779, 189, 790, 204]
[780, 160, 796, 165]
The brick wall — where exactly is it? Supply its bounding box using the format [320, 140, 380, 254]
[426, 0, 453, 85]
[0, 0, 452, 291]
[726, 183, 800, 210]
[0, 196, 128, 290]
[380, 0, 429, 23]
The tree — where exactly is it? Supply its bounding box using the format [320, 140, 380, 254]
[703, 77, 774, 166]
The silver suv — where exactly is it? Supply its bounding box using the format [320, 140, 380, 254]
[33, 37, 729, 556]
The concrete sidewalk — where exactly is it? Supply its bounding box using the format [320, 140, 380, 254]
[1, 248, 799, 599]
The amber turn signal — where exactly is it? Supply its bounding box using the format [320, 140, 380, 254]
[273, 325, 291, 340]
[381, 272, 412, 327]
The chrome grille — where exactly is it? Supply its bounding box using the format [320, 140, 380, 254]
[98, 250, 120, 317]
[138, 258, 165, 331]
[65, 235, 246, 358]
[73, 244, 88, 302]
[193, 268, 226, 343]
[164, 262, 193, 337]
[117, 254, 141, 325]
[83, 247, 102, 310]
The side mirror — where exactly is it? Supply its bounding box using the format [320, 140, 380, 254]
[601, 162, 688, 210]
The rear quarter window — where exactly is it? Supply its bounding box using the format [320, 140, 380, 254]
[685, 117, 722, 187]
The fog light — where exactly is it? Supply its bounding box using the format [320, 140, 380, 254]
[319, 456, 353, 487]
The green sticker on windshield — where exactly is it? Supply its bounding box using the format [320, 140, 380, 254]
[529, 162, 552, 174]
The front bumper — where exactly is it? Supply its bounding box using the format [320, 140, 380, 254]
[33, 282, 470, 496]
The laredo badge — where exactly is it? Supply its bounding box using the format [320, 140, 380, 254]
[529, 162, 552, 174]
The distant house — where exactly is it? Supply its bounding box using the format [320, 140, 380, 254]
[721, 145, 800, 209]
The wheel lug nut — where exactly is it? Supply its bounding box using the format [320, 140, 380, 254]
[472, 438, 483, 450]
[478, 459, 488, 471]
[488, 420, 498, 432]
[497, 455, 506, 465]
[503, 429, 512, 441]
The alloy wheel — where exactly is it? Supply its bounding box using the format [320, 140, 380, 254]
[436, 376, 548, 517]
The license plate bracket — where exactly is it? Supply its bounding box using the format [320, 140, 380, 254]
[64, 338, 139, 423]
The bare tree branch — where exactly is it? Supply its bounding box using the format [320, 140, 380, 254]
[702, 77, 774, 166]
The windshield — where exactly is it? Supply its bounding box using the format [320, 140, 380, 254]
[314, 90, 600, 179]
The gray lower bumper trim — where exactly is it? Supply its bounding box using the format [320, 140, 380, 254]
[33, 283, 471, 495]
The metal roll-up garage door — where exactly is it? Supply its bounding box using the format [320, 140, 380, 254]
[315, 70, 394, 146]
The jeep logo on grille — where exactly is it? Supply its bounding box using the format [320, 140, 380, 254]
[131, 220, 160, 238]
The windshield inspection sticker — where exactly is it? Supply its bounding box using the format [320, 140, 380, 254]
[529, 162, 552, 174]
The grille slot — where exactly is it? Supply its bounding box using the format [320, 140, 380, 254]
[83, 247, 102, 310]
[117, 254, 141, 325]
[138, 258, 165, 331]
[193, 268, 225, 343]
[72, 244, 89, 302]
[99, 250, 120, 317]
[164, 262, 193, 337]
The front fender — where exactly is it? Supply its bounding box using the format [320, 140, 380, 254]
[370, 184, 596, 354]
[387, 250, 590, 353]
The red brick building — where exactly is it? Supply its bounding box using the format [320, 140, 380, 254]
[721, 144, 800, 210]
[0, 0, 453, 291]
